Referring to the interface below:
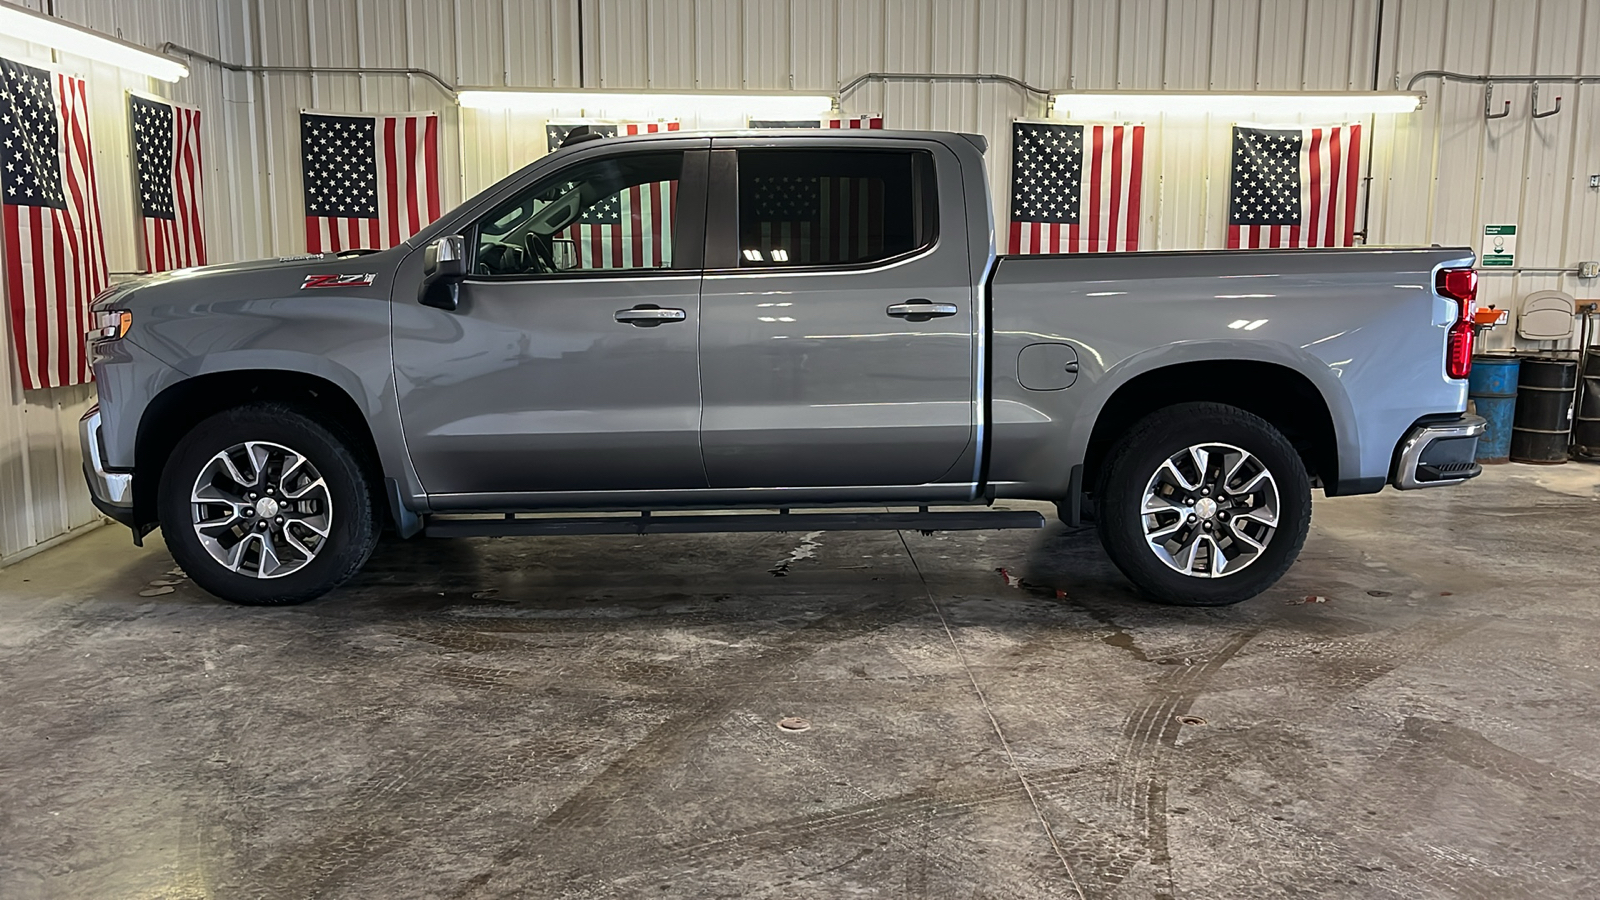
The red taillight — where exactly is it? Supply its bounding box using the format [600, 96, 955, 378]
[1436, 267, 1477, 379]
[1446, 320, 1474, 379]
[1437, 268, 1477, 304]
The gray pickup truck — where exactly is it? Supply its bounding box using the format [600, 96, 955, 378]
[81, 128, 1484, 607]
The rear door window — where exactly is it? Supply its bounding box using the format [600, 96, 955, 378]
[735, 149, 936, 268]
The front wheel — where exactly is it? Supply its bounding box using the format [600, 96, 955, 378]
[1095, 402, 1311, 606]
[157, 403, 380, 605]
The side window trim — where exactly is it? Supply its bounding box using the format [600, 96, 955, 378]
[464, 148, 709, 282]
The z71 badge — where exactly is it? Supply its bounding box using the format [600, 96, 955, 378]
[301, 273, 377, 289]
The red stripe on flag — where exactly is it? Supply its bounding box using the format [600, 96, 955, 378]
[1307, 128, 1324, 248]
[404, 116, 421, 238]
[1342, 124, 1361, 246]
[3, 206, 26, 389]
[649, 180, 664, 267]
[384, 117, 401, 248]
[423, 114, 441, 222]
[629, 184, 644, 268]
[1126, 125, 1144, 251]
[1087, 126, 1104, 252]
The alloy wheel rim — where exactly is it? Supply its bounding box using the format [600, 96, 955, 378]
[1139, 442, 1279, 579]
[190, 441, 333, 579]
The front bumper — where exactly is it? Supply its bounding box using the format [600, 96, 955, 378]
[1390, 414, 1487, 490]
[80, 405, 137, 527]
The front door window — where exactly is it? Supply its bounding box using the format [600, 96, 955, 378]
[474, 152, 682, 277]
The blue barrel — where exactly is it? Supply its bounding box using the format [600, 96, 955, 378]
[1469, 355, 1520, 463]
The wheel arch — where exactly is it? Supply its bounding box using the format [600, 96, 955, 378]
[133, 368, 386, 530]
[1079, 355, 1349, 497]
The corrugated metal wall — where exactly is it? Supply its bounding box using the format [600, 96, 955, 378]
[4, 0, 1599, 562]
[0, 0, 221, 564]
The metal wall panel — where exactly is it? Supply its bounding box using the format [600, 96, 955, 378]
[6, 0, 1600, 562]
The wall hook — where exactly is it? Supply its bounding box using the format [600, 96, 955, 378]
[1532, 82, 1562, 118]
[1484, 83, 1511, 119]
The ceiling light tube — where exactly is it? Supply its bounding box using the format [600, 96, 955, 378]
[458, 89, 835, 120]
[1050, 91, 1423, 120]
[0, 5, 188, 82]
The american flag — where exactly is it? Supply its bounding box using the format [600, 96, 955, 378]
[544, 121, 679, 269]
[0, 59, 107, 391]
[748, 115, 884, 129]
[130, 95, 205, 272]
[1227, 125, 1361, 249]
[1008, 121, 1144, 254]
[748, 174, 883, 265]
[301, 112, 440, 253]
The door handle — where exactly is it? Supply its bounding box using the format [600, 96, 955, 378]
[614, 304, 687, 327]
[886, 299, 959, 322]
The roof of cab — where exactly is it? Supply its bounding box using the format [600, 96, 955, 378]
[552, 128, 986, 153]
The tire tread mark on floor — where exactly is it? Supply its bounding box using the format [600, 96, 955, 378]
[1351, 716, 1600, 900]
[1107, 627, 1259, 895]
[504, 590, 933, 839]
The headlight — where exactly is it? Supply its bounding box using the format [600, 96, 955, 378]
[90, 310, 132, 342]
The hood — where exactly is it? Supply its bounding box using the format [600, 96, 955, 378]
[93, 248, 403, 313]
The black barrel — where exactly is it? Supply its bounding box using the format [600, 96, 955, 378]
[1574, 350, 1600, 460]
[1510, 356, 1578, 464]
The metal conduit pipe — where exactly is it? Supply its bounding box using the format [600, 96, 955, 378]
[1406, 70, 1600, 91]
[838, 72, 1052, 98]
[159, 42, 458, 96]
[1476, 267, 1586, 275]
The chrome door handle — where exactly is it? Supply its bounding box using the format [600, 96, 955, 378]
[614, 305, 687, 326]
[886, 299, 959, 322]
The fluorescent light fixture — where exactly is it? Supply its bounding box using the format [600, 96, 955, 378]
[1050, 91, 1423, 120]
[458, 89, 834, 120]
[0, 5, 188, 82]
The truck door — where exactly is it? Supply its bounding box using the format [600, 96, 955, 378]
[697, 139, 978, 489]
[393, 144, 709, 498]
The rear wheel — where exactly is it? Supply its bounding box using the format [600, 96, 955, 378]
[157, 404, 379, 605]
[1096, 402, 1311, 606]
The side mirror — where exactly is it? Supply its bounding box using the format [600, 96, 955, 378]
[423, 234, 467, 278]
[420, 235, 467, 310]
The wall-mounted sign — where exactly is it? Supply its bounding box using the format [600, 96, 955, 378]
[1482, 224, 1517, 267]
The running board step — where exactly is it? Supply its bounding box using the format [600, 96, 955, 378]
[424, 509, 1047, 538]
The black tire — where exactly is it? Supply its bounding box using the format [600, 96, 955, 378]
[1095, 402, 1311, 607]
[158, 403, 380, 605]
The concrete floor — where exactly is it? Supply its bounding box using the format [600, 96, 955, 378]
[2, 464, 1598, 899]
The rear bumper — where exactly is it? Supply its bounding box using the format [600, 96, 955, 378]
[80, 405, 137, 528]
[1390, 414, 1487, 490]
